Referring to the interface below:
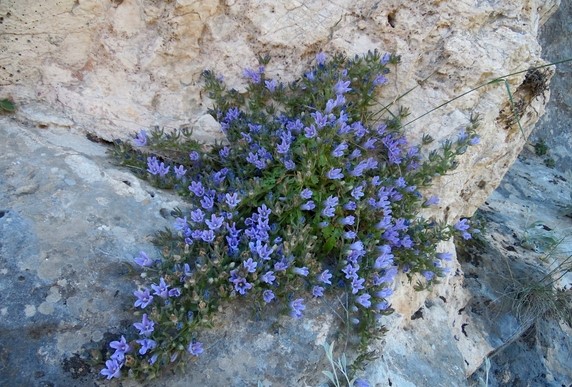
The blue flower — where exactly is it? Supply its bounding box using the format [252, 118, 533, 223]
[354, 378, 371, 387]
[351, 277, 365, 294]
[265, 79, 278, 92]
[136, 338, 156, 355]
[300, 188, 313, 199]
[201, 229, 216, 243]
[375, 288, 394, 298]
[200, 195, 214, 210]
[423, 195, 440, 207]
[134, 251, 153, 267]
[225, 192, 241, 208]
[261, 271, 276, 284]
[332, 142, 348, 157]
[151, 277, 169, 299]
[110, 335, 131, 361]
[301, 200, 316, 211]
[304, 125, 317, 138]
[147, 156, 170, 177]
[293, 266, 309, 276]
[243, 257, 258, 273]
[188, 341, 204, 356]
[423, 271, 435, 281]
[174, 165, 187, 179]
[290, 298, 306, 318]
[243, 66, 264, 83]
[316, 51, 327, 65]
[168, 288, 181, 298]
[133, 288, 153, 309]
[312, 286, 324, 297]
[334, 80, 352, 95]
[205, 214, 224, 230]
[263, 289, 275, 303]
[191, 208, 205, 223]
[189, 151, 200, 161]
[134, 313, 155, 336]
[317, 269, 332, 285]
[454, 219, 472, 239]
[327, 168, 344, 180]
[436, 252, 453, 261]
[133, 130, 147, 146]
[188, 181, 205, 197]
[100, 358, 122, 380]
[356, 293, 371, 308]
[339, 215, 355, 226]
[373, 74, 388, 86]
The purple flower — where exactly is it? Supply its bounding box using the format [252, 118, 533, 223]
[134, 288, 154, 309]
[243, 257, 258, 273]
[351, 185, 365, 200]
[334, 80, 352, 95]
[354, 378, 371, 387]
[188, 181, 205, 197]
[374, 266, 398, 285]
[381, 52, 391, 64]
[327, 168, 344, 180]
[343, 231, 357, 239]
[339, 215, 355, 226]
[191, 208, 205, 223]
[134, 251, 153, 267]
[274, 259, 290, 272]
[263, 289, 275, 303]
[375, 301, 390, 311]
[351, 277, 365, 294]
[423, 195, 440, 207]
[201, 229, 216, 243]
[423, 271, 435, 281]
[225, 192, 241, 208]
[375, 287, 394, 299]
[168, 288, 181, 298]
[188, 341, 204, 356]
[219, 146, 230, 158]
[189, 151, 200, 161]
[356, 293, 371, 308]
[316, 51, 327, 65]
[317, 269, 332, 285]
[342, 263, 359, 280]
[133, 130, 147, 146]
[283, 159, 296, 170]
[300, 188, 313, 199]
[100, 358, 122, 380]
[312, 286, 325, 297]
[134, 313, 155, 336]
[290, 298, 306, 318]
[332, 142, 348, 157]
[436, 252, 453, 261]
[200, 195, 214, 210]
[151, 277, 170, 299]
[301, 200, 316, 211]
[147, 156, 170, 177]
[344, 201, 357, 211]
[304, 125, 317, 138]
[293, 266, 309, 276]
[373, 74, 388, 86]
[110, 335, 131, 361]
[232, 277, 253, 295]
[136, 338, 156, 355]
[469, 135, 480, 145]
[454, 219, 472, 240]
[265, 79, 278, 92]
[261, 271, 276, 284]
[174, 165, 187, 179]
[205, 214, 224, 230]
[243, 66, 264, 83]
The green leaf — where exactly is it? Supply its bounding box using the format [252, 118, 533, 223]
[0, 98, 15, 113]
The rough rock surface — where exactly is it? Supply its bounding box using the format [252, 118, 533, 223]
[0, 0, 569, 385]
[0, 0, 559, 222]
[532, 0, 572, 171]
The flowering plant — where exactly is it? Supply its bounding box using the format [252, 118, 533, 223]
[104, 50, 478, 380]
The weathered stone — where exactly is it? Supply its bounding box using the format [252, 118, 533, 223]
[0, 0, 559, 224]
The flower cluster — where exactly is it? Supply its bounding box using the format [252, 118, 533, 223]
[104, 50, 479, 380]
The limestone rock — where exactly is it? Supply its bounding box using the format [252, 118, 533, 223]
[0, 0, 559, 222]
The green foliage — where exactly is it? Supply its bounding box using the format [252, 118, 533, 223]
[0, 98, 15, 113]
[103, 51, 478, 381]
